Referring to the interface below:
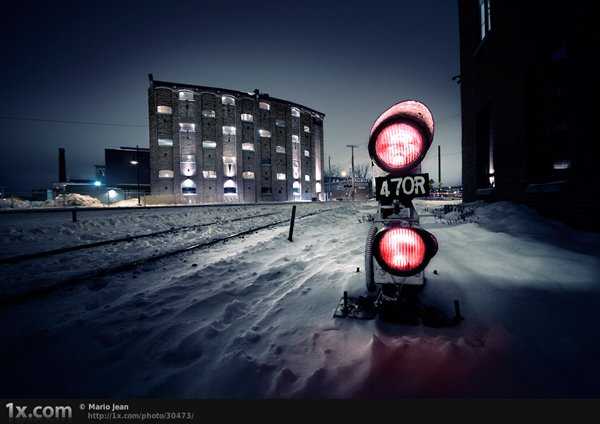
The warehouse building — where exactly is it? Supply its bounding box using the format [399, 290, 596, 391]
[148, 75, 325, 203]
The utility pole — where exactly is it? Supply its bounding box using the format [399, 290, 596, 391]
[438, 145, 442, 190]
[136, 145, 141, 206]
[328, 156, 332, 201]
[346, 144, 358, 201]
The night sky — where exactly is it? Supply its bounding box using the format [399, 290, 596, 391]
[0, 0, 462, 194]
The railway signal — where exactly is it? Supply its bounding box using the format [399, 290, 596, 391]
[366, 100, 437, 290]
[335, 100, 460, 325]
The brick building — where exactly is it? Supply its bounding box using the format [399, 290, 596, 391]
[148, 75, 325, 203]
[458, 1, 598, 230]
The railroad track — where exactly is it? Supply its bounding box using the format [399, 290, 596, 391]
[0, 205, 339, 306]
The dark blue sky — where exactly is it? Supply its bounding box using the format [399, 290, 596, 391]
[0, 0, 462, 193]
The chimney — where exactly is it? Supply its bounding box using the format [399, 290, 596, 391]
[58, 148, 66, 183]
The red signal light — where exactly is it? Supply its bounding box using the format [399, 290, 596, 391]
[373, 225, 438, 276]
[374, 122, 424, 170]
[368, 100, 434, 175]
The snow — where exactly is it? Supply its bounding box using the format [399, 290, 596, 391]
[1, 200, 599, 399]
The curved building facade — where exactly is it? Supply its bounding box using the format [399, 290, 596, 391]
[148, 75, 325, 203]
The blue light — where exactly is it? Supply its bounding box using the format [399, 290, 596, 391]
[94, 181, 102, 187]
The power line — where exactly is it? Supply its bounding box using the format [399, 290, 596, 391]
[0, 115, 148, 128]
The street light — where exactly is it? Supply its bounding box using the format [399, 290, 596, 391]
[129, 145, 141, 206]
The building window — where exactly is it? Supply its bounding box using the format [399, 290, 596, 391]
[259, 102, 270, 110]
[261, 158, 272, 165]
[180, 123, 195, 132]
[259, 129, 271, 138]
[224, 179, 237, 195]
[159, 170, 174, 178]
[222, 95, 235, 106]
[476, 104, 494, 189]
[304, 150, 310, 157]
[276, 146, 285, 154]
[291, 107, 300, 117]
[275, 119, 285, 127]
[202, 109, 216, 118]
[291, 135, 299, 143]
[157, 105, 172, 114]
[276, 173, 286, 180]
[222, 126, 236, 136]
[242, 143, 254, 151]
[181, 179, 197, 195]
[303, 125, 310, 133]
[243, 172, 255, 179]
[304, 175, 310, 182]
[479, 0, 491, 41]
[293, 181, 301, 195]
[181, 154, 195, 162]
[203, 170, 217, 179]
[203, 141, 217, 149]
[158, 138, 173, 146]
[178, 90, 194, 101]
[241, 113, 254, 122]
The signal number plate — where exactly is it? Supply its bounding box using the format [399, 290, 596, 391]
[375, 173, 429, 202]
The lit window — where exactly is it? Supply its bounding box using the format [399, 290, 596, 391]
[203, 170, 217, 179]
[181, 179, 197, 195]
[203, 141, 217, 149]
[259, 129, 271, 138]
[241, 113, 254, 122]
[222, 126, 236, 135]
[316, 182, 321, 193]
[259, 102, 270, 110]
[304, 150, 310, 157]
[224, 158, 236, 176]
[291, 135, 299, 143]
[158, 138, 173, 146]
[275, 119, 285, 127]
[159, 170, 174, 178]
[243, 172, 255, 179]
[181, 154, 195, 162]
[179, 91, 194, 101]
[222, 95, 235, 106]
[291, 107, 300, 117]
[224, 179, 237, 195]
[554, 160, 571, 170]
[180, 123, 195, 132]
[479, 0, 492, 41]
[276, 173, 286, 180]
[181, 160, 196, 177]
[276, 146, 285, 154]
[157, 105, 172, 114]
[304, 175, 310, 182]
[293, 181, 301, 195]
[202, 109, 216, 118]
[242, 143, 254, 151]
[303, 125, 310, 133]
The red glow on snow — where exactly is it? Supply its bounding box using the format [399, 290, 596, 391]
[375, 123, 423, 170]
[378, 228, 426, 272]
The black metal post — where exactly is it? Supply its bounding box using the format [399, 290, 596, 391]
[288, 205, 297, 241]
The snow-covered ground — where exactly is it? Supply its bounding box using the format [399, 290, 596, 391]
[1, 200, 599, 398]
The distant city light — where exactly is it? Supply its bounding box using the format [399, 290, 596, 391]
[130, 160, 138, 165]
[94, 181, 101, 187]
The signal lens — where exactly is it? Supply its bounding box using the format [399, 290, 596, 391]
[377, 227, 426, 273]
[375, 123, 423, 170]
